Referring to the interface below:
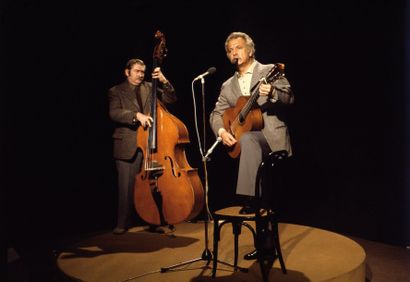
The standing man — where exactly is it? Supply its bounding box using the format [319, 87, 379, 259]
[108, 58, 176, 235]
[210, 31, 294, 214]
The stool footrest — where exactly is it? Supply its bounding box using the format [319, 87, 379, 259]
[212, 206, 286, 279]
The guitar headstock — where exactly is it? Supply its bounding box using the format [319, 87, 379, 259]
[266, 63, 285, 83]
[153, 30, 167, 65]
[276, 63, 285, 73]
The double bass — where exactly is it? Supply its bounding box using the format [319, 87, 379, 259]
[134, 31, 204, 226]
[222, 63, 285, 158]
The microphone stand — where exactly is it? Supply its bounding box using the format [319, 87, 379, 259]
[160, 75, 247, 274]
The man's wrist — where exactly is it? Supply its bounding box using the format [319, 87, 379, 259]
[218, 128, 227, 137]
[132, 112, 139, 124]
[270, 89, 279, 102]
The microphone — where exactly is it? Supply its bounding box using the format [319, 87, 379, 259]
[193, 67, 216, 81]
[232, 58, 239, 70]
[204, 137, 222, 160]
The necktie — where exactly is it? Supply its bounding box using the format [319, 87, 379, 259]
[135, 86, 143, 113]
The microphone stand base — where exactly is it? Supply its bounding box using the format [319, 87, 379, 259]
[159, 220, 248, 274]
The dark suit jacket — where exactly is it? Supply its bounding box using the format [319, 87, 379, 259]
[210, 61, 294, 155]
[108, 80, 176, 160]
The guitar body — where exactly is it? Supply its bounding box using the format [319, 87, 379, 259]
[223, 96, 264, 158]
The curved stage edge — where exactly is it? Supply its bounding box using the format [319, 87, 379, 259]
[57, 222, 366, 282]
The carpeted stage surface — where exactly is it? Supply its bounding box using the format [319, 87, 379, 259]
[57, 221, 365, 282]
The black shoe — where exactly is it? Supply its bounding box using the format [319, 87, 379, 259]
[244, 249, 277, 260]
[112, 227, 127, 235]
[239, 205, 255, 214]
[146, 225, 165, 234]
[244, 249, 258, 260]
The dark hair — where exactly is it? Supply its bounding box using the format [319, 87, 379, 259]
[125, 58, 145, 70]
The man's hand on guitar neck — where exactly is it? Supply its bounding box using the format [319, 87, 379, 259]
[219, 128, 237, 147]
[259, 82, 272, 96]
[260, 82, 280, 102]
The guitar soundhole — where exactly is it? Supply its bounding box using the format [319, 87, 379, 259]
[239, 113, 245, 124]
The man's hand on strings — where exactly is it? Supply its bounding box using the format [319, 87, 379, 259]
[136, 112, 153, 128]
[221, 130, 237, 147]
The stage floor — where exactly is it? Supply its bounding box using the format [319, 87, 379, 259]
[57, 220, 365, 281]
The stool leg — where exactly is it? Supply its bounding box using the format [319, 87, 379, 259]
[231, 222, 242, 270]
[255, 217, 270, 282]
[242, 222, 257, 248]
[271, 214, 287, 274]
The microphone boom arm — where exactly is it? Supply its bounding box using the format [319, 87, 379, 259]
[203, 137, 222, 161]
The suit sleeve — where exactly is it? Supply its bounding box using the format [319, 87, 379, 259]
[108, 88, 136, 125]
[158, 81, 177, 104]
[258, 76, 295, 116]
[271, 76, 294, 104]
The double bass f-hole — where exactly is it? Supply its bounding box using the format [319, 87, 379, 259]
[164, 156, 181, 177]
[141, 155, 180, 180]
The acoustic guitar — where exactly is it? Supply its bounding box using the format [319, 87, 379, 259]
[222, 63, 285, 158]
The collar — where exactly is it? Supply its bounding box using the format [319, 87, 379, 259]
[126, 81, 140, 91]
[236, 60, 257, 78]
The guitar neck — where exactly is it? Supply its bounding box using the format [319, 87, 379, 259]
[239, 90, 260, 122]
[238, 64, 283, 121]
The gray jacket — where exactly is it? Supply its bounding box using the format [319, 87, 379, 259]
[209, 61, 294, 155]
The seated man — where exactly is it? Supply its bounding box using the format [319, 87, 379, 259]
[209, 32, 294, 259]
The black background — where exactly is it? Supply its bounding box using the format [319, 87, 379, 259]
[2, 0, 409, 257]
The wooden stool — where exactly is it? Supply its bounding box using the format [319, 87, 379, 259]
[212, 150, 288, 281]
[212, 206, 258, 278]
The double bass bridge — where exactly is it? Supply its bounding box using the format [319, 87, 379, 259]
[145, 161, 164, 180]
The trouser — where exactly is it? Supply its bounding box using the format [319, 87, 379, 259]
[115, 151, 143, 228]
[236, 131, 271, 197]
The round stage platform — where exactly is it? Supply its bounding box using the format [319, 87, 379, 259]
[57, 221, 366, 281]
